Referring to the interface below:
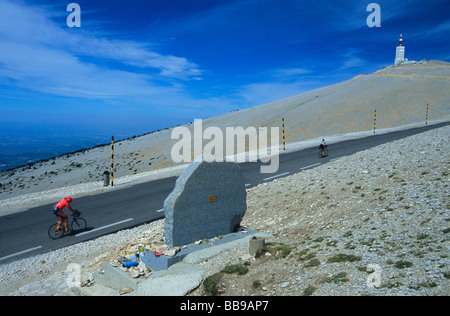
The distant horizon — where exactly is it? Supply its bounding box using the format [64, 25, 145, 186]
[0, 118, 183, 172]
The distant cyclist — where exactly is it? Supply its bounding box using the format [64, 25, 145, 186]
[319, 139, 327, 155]
[53, 197, 79, 232]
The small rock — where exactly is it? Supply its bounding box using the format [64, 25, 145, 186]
[165, 247, 180, 257]
[129, 267, 141, 278]
[119, 287, 134, 295]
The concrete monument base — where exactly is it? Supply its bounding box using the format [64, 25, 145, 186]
[141, 227, 261, 271]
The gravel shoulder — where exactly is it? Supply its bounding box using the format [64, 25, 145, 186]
[0, 125, 448, 296]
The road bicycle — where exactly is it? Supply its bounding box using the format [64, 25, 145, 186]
[318, 147, 329, 158]
[48, 211, 87, 239]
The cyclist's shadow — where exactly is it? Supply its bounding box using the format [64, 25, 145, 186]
[71, 226, 94, 236]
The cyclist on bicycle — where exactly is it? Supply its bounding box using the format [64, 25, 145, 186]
[53, 197, 79, 232]
[319, 139, 327, 155]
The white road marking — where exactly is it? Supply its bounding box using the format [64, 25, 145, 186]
[300, 163, 322, 170]
[330, 156, 347, 161]
[75, 218, 134, 237]
[263, 172, 290, 181]
[0, 245, 43, 262]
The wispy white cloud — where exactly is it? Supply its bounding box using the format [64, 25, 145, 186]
[271, 68, 311, 78]
[68, 37, 203, 80]
[408, 20, 450, 42]
[0, 0, 202, 99]
[338, 49, 366, 71]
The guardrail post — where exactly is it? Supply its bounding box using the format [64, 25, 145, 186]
[373, 110, 377, 134]
[111, 136, 114, 186]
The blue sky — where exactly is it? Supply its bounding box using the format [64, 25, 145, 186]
[0, 0, 449, 142]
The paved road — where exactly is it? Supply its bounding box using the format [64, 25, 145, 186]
[0, 122, 448, 264]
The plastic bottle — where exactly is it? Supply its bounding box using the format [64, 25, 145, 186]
[123, 261, 139, 268]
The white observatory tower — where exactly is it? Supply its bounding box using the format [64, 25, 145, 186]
[395, 32, 405, 66]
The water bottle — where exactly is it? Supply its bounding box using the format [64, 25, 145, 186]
[123, 261, 139, 268]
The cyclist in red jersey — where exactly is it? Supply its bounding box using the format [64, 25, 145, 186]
[53, 197, 79, 232]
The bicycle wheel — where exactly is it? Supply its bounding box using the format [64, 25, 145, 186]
[71, 217, 87, 234]
[48, 223, 65, 239]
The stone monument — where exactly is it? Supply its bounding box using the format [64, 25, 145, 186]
[164, 156, 247, 248]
